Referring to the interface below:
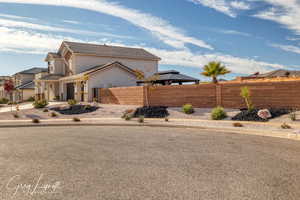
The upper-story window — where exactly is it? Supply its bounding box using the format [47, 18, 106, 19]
[48, 60, 55, 73]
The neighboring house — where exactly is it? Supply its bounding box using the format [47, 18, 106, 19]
[237, 69, 300, 81]
[12, 67, 48, 102]
[0, 76, 11, 99]
[35, 41, 161, 102]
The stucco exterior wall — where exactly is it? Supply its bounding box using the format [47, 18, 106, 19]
[73, 55, 158, 78]
[87, 66, 137, 101]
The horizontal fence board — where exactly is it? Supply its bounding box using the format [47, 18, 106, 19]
[98, 81, 300, 108]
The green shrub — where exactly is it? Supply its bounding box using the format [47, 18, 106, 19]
[0, 98, 9, 104]
[33, 100, 48, 109]
[124, 114, 132, 121]
[281, 123, 291, 129]
[27, 96, 35, 102]
[43, 108, 49, 112]
[50, 112, 58, 117]
[138, 116, 144, 123]
[8, 101, 17, 105]
[54, 96, 60, 101]
[182, 104, 194, 114]
[73, 117, 81, 122]
[289, 112, 296, 121]
[121, 109, 134, 119]
[32, 118, 40, 123]
[165, 117, 169, 122]
[211, 106, 227, 120]
[13, 113, 19, 118]
[68, 99, 77, 106]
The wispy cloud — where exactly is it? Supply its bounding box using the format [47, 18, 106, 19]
[217, 29, 251, 37]
[188, 0, 251, 17]
[254, 0, 300, 36]
[271, 43, 300, 55]
[62, 20, 80, 25]
[0, 0, 213, 50]
[0, 16, 133, 39]
[0, 13, 35, 20]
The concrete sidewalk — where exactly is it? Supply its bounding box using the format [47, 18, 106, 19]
[0, 117, 298, 141]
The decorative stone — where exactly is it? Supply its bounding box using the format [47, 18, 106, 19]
[257, 109, 272, 119]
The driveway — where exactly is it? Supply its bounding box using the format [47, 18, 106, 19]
[0, 126, 299, 200]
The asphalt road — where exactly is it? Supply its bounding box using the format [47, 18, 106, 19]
[0, 126, 299, 200]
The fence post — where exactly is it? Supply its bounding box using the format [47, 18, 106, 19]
[216, 84, 222, 107]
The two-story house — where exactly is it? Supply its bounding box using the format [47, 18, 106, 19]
[12, 67, 47, 102]
[35, 41, 161, 102]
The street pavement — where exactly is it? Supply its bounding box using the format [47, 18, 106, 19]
[0, 126, 299, 200]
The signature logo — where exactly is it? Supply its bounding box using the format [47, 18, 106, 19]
[1, 174, 62, 199]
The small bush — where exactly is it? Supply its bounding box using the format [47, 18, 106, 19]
[43, 108, 49, 112]
[27, 96, 35, 102]
[182, 104, 194, 114]
[54, 96, 60, 101]
[240, 86, 254, 111]
[0, 98, 9, 104]
[211, 106, 227, 120]
[138, 116, 144, 123]
[8, 101, 17, 105]
[13, 113, 19, 118]
[289, 112, 296, 121]
[68, 99, 77, 106]
[32, 118, 40, 123]
[165, 117, 169, 122]
[124, 114, 132, 121]
[50, 112, 58, 117]
[281, 123, 292, 129]
[233, 122, 243, 127]
[122, 109, 134, 119]
[73, 117, 81, 122]
[33, 100, 48, 109]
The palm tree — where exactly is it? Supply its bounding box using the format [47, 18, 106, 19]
[201, 61, 231, 83]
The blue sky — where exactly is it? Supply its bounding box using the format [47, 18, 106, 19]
[0, 0, 300, 80]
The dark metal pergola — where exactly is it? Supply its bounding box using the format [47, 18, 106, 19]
[137, 70, 200, 86]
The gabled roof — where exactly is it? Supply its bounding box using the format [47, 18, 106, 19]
[38, 74, 64, 81]
[59, 61, 136, 81]
[15, 81, 35, 90]
[15, 67, 48, 75]
[61, 41, 161, 61]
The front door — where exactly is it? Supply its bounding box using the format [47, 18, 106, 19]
[66, 83, 75, 100]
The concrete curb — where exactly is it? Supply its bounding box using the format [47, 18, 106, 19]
[0, 121, 298, 141]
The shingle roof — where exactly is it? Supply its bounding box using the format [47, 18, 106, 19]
[63, 41, 161, 61]
[16, 67, 48, 75]
[15, 81, 35, 89]
[39, 74, 64, 81]
[60, 62, 136, 81]
[249, 70, 300, 78]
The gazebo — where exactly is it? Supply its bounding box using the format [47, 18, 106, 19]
[137, 70, 200, 86]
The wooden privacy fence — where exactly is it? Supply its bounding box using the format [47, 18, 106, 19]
[98, 80, 300, 108]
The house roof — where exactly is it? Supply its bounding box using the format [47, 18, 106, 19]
[59, 61, 136, 81]
[38, 74, 64, 81]
[62, 41, 161, 61]
[249, 69, 300, 78]
[15, 81, 35, 90]
[15, 67, 48, 75]
[138, 70, 199, 83]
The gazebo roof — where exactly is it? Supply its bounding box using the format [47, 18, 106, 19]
[137, 70, 199, 84]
